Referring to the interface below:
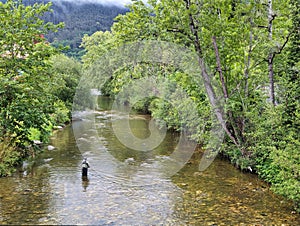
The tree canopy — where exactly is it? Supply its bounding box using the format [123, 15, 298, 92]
[81, 0, 299, 211]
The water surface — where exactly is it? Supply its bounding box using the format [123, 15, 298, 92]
[0, 98, 299, 225]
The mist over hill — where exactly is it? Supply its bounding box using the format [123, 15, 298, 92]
[1, 0, 128, 58]
[52, 0, 132, 7]
[44, 0, 128, 58]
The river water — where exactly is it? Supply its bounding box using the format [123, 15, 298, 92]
[0, 98, 299, 225]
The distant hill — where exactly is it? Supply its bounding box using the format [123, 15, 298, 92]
[1, 0, 128, 59]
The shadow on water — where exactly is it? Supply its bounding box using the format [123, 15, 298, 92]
[0, 97, 299, 225]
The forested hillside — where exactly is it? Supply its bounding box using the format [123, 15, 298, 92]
[43, 1, 127, 58]
[0, 0, 127, 58]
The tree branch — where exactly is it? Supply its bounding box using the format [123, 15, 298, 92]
[212, 36, 228, 100]
[183, 0, 203, 57]
[274, 33, 291, 56]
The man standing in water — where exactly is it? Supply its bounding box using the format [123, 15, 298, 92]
[81, 157, 90, 177]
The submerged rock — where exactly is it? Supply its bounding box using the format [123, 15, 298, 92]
[53, 125, 63, 130]
[43, 158, 53, 163]
[47, 145, 55, 151]
[125, 157, 135, 164]
[33, 140, 42, 145]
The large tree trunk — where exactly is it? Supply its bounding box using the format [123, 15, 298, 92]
[212, 36, 242, 144]
[244, 19, 253, 98]
[184, 0, 240, 147]
[268, 55, 275, 105]
[268, 0, 276, 106]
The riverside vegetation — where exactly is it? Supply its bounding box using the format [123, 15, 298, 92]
[0, 0, 81, 175]
[0, 0, 299, 213]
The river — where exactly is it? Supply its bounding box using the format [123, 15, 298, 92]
[0, 97, 299, 225]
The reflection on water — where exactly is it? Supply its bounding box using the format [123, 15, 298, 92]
[82, 177, 89, 192]
[0, 97, 299, 225]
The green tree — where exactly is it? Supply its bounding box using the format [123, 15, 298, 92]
[48, 54, 82, 125]
[81, 31, 116, 68]
[0, 0, 63, 176]
[81, 0, 299, 210]
[50, 54, 82, 109]
[266, 0, 300, 210]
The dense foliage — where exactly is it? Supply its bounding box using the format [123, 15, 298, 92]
[81, 0, 299, 211]
[0, 0, 81, 176]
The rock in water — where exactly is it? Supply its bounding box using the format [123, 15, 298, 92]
[33, 140, 42, 145]
[47, 145, 55, 151]
[125, 157, 135, 164]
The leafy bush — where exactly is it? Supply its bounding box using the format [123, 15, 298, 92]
[245, 104, 300, 211]
[51, 100, 70, 126]
[0, 137, 22, 176]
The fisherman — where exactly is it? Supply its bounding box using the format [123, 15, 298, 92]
[81, 157, 90, 177]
